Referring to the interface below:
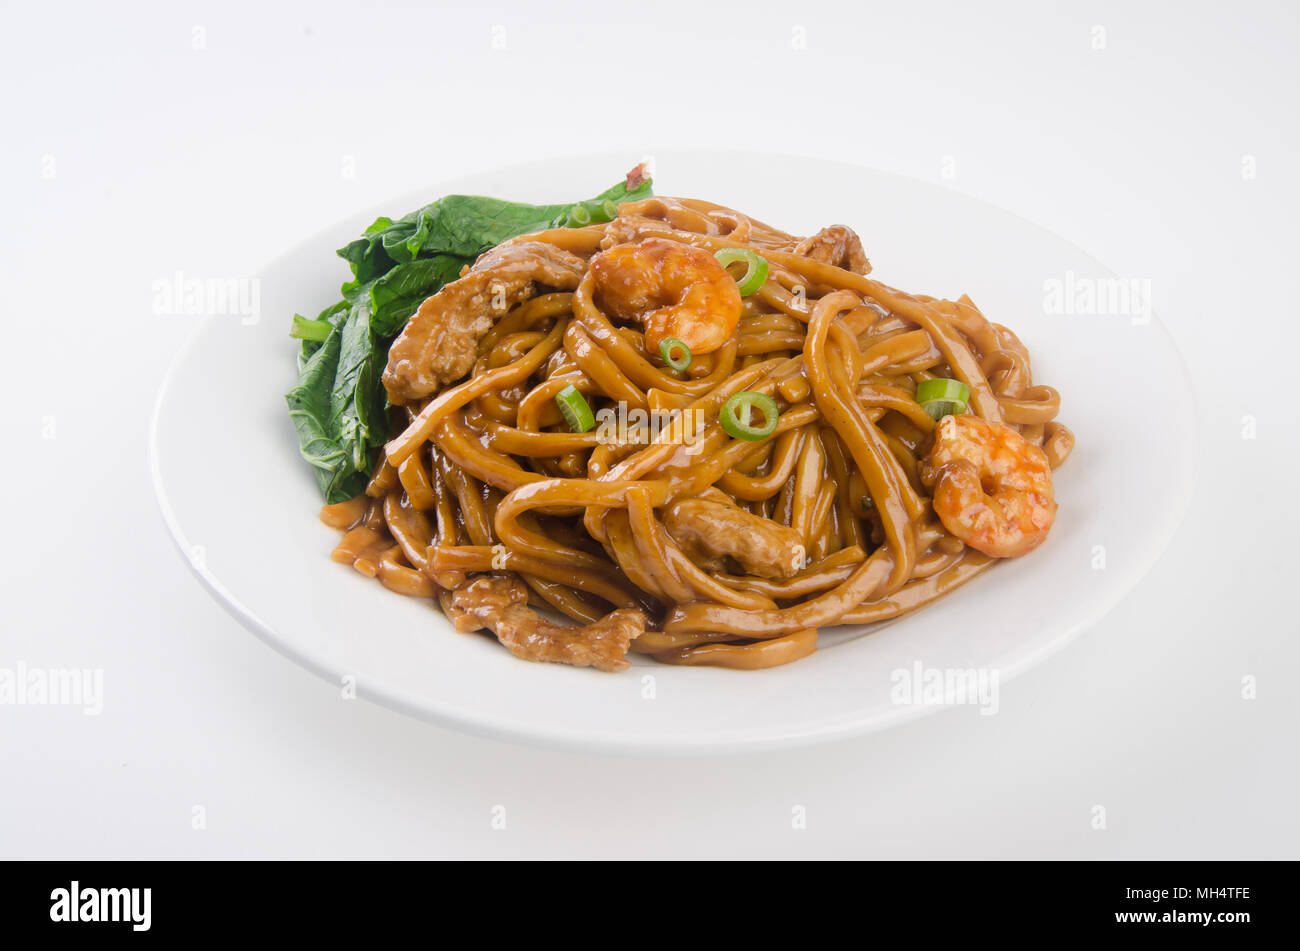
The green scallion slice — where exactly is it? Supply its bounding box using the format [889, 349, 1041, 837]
[555, 384, 596, 433]
[659, 337, 692, 372]
[719, 391, 780, 441]
[915, 377, 971, 420]
[714, 248, 769, 296]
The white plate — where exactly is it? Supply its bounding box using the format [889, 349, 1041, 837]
[150, 151, 1196, 754]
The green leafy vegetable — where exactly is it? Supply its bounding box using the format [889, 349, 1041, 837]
[338, 176, 653, 292]
[356, 254, 469, 337]
[285, 323, 370, 502]
[296, 298, 350, 367]
[286, 170, 653, 502]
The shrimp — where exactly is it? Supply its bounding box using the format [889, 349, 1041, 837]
[590, 237, 742, 355]
[923, 414, 1057, 558]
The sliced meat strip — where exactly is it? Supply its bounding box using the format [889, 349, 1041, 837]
[663, 496, 806, 580]
[793, 225, 872, 275]
[445, 574, 645, 673]
[382, 240, 586, 404]
[598, 214, 678, 250]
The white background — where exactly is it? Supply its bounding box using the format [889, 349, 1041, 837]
[2, 0, 1296, 858]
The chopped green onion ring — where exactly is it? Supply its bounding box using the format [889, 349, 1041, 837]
[554, 384, 596, 433]
[659, 337, 692, 372]
[714, 248, 769, 296]
[565, 198, 621, 228]
[719, 391, 780, 441]
[915, 377, 971, 420]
